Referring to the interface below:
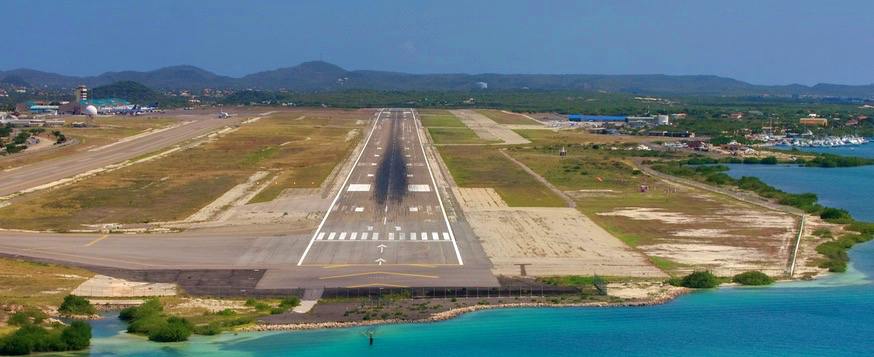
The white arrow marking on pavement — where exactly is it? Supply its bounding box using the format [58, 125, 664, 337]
[377, 244, 387, 253]
[375, 258, 386, 265]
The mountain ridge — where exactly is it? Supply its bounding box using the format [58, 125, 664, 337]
[2, 61, 873, 98]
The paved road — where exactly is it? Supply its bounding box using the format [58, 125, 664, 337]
[0, 115, 243, 197]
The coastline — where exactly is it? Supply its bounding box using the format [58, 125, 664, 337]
[241, 288, 689, 332]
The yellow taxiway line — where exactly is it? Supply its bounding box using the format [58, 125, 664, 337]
[84, 234, 109, 247]
[345, 283, 409, 288]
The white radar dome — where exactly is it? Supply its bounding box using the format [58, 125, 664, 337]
[84, 105, 98, 116]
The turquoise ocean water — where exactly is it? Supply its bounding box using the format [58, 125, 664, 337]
[81, 144, 874, 356]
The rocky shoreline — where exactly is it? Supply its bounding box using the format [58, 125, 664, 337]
[241, 288, 688, 332]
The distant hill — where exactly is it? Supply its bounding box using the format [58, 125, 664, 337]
[90, 81, 181, 105]
[3, 61, 874, 98]
[0, 74, 31, 88]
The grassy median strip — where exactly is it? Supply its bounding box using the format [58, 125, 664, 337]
[0, 111, 366, 230]
[437, 146, 565, 207]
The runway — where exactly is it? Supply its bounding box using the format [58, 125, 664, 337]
[298, 109, 463, 266]
[0, 108, 499, 288]
[0, 115, 243, 197]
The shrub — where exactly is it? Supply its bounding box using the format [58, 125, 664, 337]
[216, 308, 236, 316]
[0, 321, 91, 355]
[59, 295, 96, 315]
[148, 317, 193, 342]
[760, 156, 779, 165]
[127, 314, 166, 334]
[60, 321, 92, 350]
[732, 271, 774, 286]
[279, 296, 301, 309]
[7, 308, 46, 326]
[820, 207, 852, 221]
[816, 233, 873, 272]
[119, 298, 163, 322]
[679, 271, 720, 288]
[194, 323, 222, 336]
[705, 173, 734, 185]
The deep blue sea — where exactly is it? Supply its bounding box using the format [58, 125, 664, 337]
[81, 144, 874, 356]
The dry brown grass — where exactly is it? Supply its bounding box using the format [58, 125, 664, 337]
[0, 258, 94, 308]
[506, 141, 796, 276]
[0, 110, 370, 230]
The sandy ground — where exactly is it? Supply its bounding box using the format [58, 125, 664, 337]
[72, 275, 176, 297]
[793, 216, 840, 277]
[456, 188, 665, 277]
[449, 110, 531, 145]
[175, 298, 250, 313]
[598, 205, 797, 276]
[184, 171, 272, 222]
[452, 187, 507, 210]
[607, 281, 685, 300]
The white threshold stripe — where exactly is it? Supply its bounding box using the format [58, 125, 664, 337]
[296, 109, 384, 265]
[313, 231, 456, 242]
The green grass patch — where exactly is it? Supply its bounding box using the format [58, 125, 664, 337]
[437, 146, 565, 207]
[476, 109, 539, 125]
[428, 127, 493, 145]
[649, 256, 684, 273]
[420, 114, 465, 127]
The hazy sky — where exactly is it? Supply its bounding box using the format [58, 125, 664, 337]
[3, 0, 872, 85]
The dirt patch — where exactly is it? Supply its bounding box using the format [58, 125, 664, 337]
[607, 281, 685, 300]
[175, 298, 250, 313]
[452, 188, 508, 209]
[72, 275, 176, 297]
[458, 190, 664, 277]
[183, 171, 272, 222]
[597, 205, 797, 276]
